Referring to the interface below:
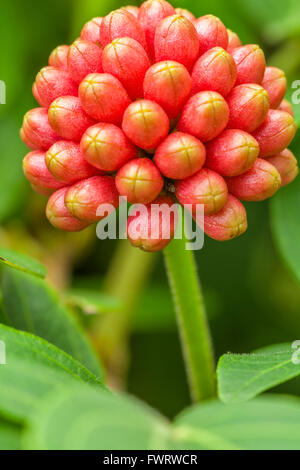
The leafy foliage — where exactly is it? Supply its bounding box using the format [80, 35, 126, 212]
[0, 246, 46, 278]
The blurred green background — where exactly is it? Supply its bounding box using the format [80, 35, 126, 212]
[0, 0, 300, 418]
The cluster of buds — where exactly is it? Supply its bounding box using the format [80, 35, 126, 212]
[21, 1, 298, 251]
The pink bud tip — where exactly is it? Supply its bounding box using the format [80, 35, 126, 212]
[174, 8, 195, 22]
[262, 66, 287, 109]
[175, 168, 228, 215]
[178, 91, 229, 142]
[32, 66, 77, 108]
[20, 107, 60, 150]
[231, 44, 266, 85]
[226, 158, 282, 201]
[80, 17, 102, 44]
[46, 187, 90, 231]
[48, 45, 69, 71]
[194, 15, 228, 55]
[266, 149, 299, 187]
[67, 39, 103, 85]
[100, 8, 147, 49]
[227, 29, 242, 52]
[65, 176, 119, 223]
[23, 150, 65, 195]
[278, 99, 294, 117]
[203, 194, 247, 241]
[116, 157, 164, 204]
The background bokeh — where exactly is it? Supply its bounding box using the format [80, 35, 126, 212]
[1, 0, 300, 418]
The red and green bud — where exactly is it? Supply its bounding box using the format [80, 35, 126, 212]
[226, 158, 281, 201]
[194, 15, 228, 55]
[122, 6, 140, 18]
[175, 168, 228, 215]
[154, 15, 199, 71]
[178, 91, 229, 142]
[278, 99, 294, 117]
[79, 73, 131, 124]
[143, 60, 191, 119]
[23, 150, 65, 195]
[32, 66, 77, 108]
[122, 99, 169, 150]
[191, 47, 237, 97]
[127, 194, 177, 252]
[48, 45, 69, 71]
[154, 132, 206, 179]
[45, 141, 98, 184]
[227, 29, 242, 52]
[266, 149, 299, 187]
[80, 17, 102, 44]
[102, 37, 150, 100]
[65, 175, 119, 223]
[20, 107, 59, 150]
[231, 45, 266, 85]
[100, 8, 147, 49]
[203, 194, 247, 241]
[46, 187, 90, 232]
[261, 66, 287, 109]
[206, 129, 259, 177]
[138, 0, 175, 60]
[67, 39, 103, 85]
[48, 96, 95, 142]
[81, 123, 137, 172]
[252, 109, 297, 157]
[175, 8, 195, 22]
[116, 157, 164, 204]
[227, 84, 270, 133]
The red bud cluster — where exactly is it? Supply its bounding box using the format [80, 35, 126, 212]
[21, 1, 298, 250]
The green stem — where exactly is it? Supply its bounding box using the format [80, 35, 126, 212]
[163, 232, 216, 402]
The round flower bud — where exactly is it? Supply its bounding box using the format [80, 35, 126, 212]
[122, 6, 140, 18]
[48, 96, 95, 141]
[266, 149, 298, 187]
[23, 150, 65, 195]
[138, 0, 175, 60]
[154, 15, 199, 71]
[191, 47, 237, 97]
[252, 109, 297, 157]
[175, 8, 195, 22]
[20, 107, 59, 150]
[203, 194, 247, 241]
[227, 84, 270, 133]
[116, 158, 164, 204]
[178, 91, 229, 142]
[227, 158, 281, 201]
[127, 195, 177, 252]
[102, 37, 150, 100]
[48, 45, 69, 70]
[100, 8, 147, 49]
[227, 29, 242, 52]
[175, 168, 228, 215]
[154, 132, 206, 179]
[45, 141, 98, 184]
[46, 187, 90, 232]
[261, 66, 287, 109]
[65, 175, 119, 223]
[67, 39, 103, 84]
[81, 123, 137, 172]
[206, 129, 259, 177]
[32, 66, 77, 108]
[231, 45, 266, 85]
[79, 73, 131, 124]
[80, 17, 102, 44]
[278, 99, 294, 117]
[122, 99, 169, 150]
[143, 60, 191, 119]
[194, 15, 228, 55]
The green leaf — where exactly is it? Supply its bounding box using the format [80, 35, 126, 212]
[65, 288, 122, 315]
[24, 384, 169, 450]
[0, 324, 103, 387]
[173, 395, 300, 450]
[217, 343, 300, 404]
[0, 420, 21, 450]
[0, 247, 46, 278]
[270, 175, 300, 284]
[1, 267, 103, 378]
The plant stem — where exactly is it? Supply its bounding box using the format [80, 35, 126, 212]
[93, 240, 156, 388]
[163, 231, 216, 402]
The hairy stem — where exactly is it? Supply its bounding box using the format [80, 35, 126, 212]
[163, 232, 215, 402]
